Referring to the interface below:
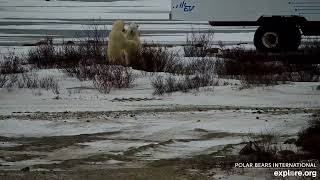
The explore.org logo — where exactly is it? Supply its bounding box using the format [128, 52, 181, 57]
[173, 1, 195, 12]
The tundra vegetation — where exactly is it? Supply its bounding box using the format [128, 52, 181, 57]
[1, 22, 319, 94]
[1, 22, 320, 180]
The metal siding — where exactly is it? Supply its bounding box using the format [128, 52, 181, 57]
[291, 0, 320, 21]
[171, 0, 320, 21]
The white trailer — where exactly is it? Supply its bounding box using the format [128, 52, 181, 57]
[170, 0, 320, 51]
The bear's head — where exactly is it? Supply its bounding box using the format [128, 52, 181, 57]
[126, 23, 140, 40]
[112, 20, 126, 33]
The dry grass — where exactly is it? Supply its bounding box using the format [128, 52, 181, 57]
[184, 29, 214, 57]
[152, 73, 218, 95]
[130, 44, 180, 73]
[215, 46, 320, 88]
[0, 72, 59, 94]
[296, 112, 320, 159]
[93, 65, 135, 94]
[27, 20, 107, 69]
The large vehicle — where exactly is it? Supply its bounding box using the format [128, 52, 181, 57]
[170, 0, 320, 51]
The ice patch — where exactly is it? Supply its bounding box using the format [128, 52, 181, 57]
[0, 141, 21, 148]
[0, 119, 124, 137]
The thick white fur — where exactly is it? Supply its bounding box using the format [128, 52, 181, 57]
[107, 20, 128, 65]
[124, 23, 141, 64]
[107, 21, 141, 66]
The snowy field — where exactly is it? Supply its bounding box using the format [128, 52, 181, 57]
[0, 0, 320, 179]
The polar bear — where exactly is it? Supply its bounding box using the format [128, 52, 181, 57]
[107, 20, 129, 66]
[126, 23, 140, 44]
[124, 23, 141, 64]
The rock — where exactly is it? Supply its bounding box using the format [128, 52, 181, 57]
[20, 167, 30, 172]
[284, 138, 296, 144]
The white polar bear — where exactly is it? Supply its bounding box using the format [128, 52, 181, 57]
[107, 20, 129, 66]
[107, 21, 141, 66]
[124, 23, 141, 64]
[126, 23, 140, 44]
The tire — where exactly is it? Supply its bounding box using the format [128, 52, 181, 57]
[254, 26, 282, 52]
[254, 25, 301, 52]
[284, 26, 301, 51]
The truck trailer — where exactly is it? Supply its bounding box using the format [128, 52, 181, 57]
[170, 0, 320, 51]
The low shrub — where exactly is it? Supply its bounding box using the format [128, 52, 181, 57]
[0, 74, 8, 87]
[27, 37, 58, 68]
[131, 44, 179, 73]
[182, 57, 215, 75]
[74, 21, 107, 65]
[184, 30, 214, 57]
[214, 47, 320, 88]
[240, 132, 280, 162]
[152, 73, 218, 95]
[296, 112, 320, 159]
[27, 21, 108, 69]
[0, 72, 59, 94]
[0, 51, 25, 74]
[0, 74, 18, 88]
[93, 65, 135, 94]
[63, 62, 99, 81]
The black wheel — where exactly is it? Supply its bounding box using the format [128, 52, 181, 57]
[254, 25, 301, 52]
[254, 26, 282, 52]
[284, 26, 301, 51]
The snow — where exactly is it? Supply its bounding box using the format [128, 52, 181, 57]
[1, 69, 319, 115]
[0, 118, 123, 137]
[44, 140, 152, 161]
[0, 0, 319, 175]
[0, 142, 21, 148]
[137, 138, 243, 160]
[1, 159, 62, 169]
[0, 109, 309, 138]
[0, 108, 310, 161]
